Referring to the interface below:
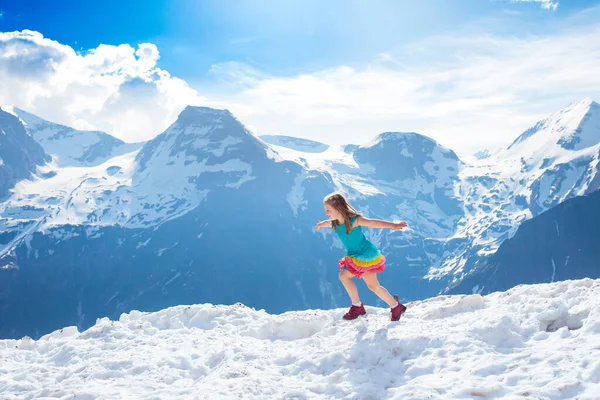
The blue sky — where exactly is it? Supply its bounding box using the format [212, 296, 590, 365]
[1, 0, 600, 154]
[1, 0, 593, 80]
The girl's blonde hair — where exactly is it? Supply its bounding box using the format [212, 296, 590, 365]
[324, 193, 360, 234]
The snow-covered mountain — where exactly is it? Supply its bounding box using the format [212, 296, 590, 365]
[10, 107, 143, 167]
[439, 99, 600, 284]
[0, 106, 282, 233]
[132, 106, 273, 226]
[0, 99, 599, 339]
[0, 107, 50, 198]
[1, 279, 599, 399]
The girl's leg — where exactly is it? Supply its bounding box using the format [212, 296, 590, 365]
[361, 272, 397, 307]
[339, 269, 361, 304]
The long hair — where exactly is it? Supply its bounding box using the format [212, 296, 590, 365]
[324, 193, 360, 234]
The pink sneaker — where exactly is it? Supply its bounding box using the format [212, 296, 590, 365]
[390, 300, 407, 321]
[343, 303, 366, 320]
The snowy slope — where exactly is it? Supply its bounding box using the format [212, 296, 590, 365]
[8, 107, 143, 167]
[260, 135, 330, 153]
[1, 278, 599, 399]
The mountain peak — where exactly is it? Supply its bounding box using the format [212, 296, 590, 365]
[361, 131, 459, 161]
[182, 105, 231, 114]
[135, 105, 267, 176]
[175, 106, 236, 126]
[507, 98, 600, 153]
[369, 131, 427, 145]
[163, 105, 257, 143]
[573, 97, 597, 108]
[7, 107, 142, 167]
[353, 131, 460, 183]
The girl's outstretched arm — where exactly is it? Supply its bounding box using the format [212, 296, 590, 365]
[356, 216, 407, 230]
[315, 220, 331, 231]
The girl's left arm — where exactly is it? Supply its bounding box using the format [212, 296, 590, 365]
[356, 216, 407, 230]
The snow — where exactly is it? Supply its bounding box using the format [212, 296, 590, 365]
[0, 151, 139, 231]
[287, 170, 309, 217]
[260, 135, 329, 153]
[269, 143, 359, 173]
[1, 278, 599, 399]
[272, 143, 387, 211]
[11, 107, 143, 168]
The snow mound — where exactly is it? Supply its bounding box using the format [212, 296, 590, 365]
[1, 278, 599, 399]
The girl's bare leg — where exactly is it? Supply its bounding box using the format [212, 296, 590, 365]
[361, 272, 397, 307]
[339, 269, 361, 304]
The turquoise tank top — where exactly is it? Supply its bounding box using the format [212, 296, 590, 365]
[334, 215, 382, 261]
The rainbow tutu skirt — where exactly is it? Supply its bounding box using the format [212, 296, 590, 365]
[339, 253, 386, 278]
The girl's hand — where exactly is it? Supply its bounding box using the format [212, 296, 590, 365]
[393, 221, 408, 230]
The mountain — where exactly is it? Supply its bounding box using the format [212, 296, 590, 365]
[448, 189, 600, 295]
[437, 98, 600, 285]
[1, 279, 599, 399]
[1, 99, 599, 339]
[0, 107, 50, 198]
[0, 106, 281, 231]
[259, 135, 329, 153]
[10, 107, 143, 167]
[0, 105, 339, 339]
[508, 99, 600, 154]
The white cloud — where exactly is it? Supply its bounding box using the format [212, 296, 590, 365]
[511, 0, 559, 11]
[0, 30, 205, 143]
[2, 16, 599, 157]
[204, 21, 600, 155]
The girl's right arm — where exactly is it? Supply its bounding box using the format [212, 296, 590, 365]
[315, 220, 331, 231]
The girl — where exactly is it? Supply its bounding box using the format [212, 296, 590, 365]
[315, 193, 408, 321]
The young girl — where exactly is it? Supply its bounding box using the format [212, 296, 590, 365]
[315, 193, 408, 321]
